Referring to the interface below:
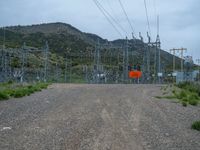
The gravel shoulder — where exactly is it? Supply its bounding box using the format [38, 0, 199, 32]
[0, 84, 200, 150]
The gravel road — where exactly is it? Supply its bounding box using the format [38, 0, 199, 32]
[0, 84, 200, 150]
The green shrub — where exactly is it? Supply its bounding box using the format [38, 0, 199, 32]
[188, 100, 198, 106]
[172, 90, 176, 94]
[13, 89, 27, 98]
[155, 96, 162, 99]
[190, 93, 199, 100]
[27, 87, 35, 94]
[27, 85, 33, 89]
[182, 97, 188, 102]
[38, 83, 49, 89]
[191, 121, 200, 131]
[32, 86, 42, 92]
[7, 80, 13, 84]
[175, 90, 187, 100]
[0, 91, 9, 100]
[182, 101, 187, 107]
[164, 96, 176, 99]
[179, 91, 187, 99]
[177, 82, 200, 97]
[0, 82, 50, 100]
[4, 89, 15, 96]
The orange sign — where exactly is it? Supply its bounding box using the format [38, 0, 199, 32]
[129, 71, 142, 78]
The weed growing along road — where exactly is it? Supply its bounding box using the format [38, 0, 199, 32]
[157, 82, 200, 107]
[157, 82, 200, 132]
[0, 82, 49, 100]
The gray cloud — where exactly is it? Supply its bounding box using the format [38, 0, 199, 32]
[0, 0, 199, 62]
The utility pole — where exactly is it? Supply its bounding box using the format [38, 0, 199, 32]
[180, 48, 187, 72]
[170, 48, 187, 72]
[170, 49, 176, 73]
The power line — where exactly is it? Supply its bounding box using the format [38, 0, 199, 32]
[118, 0, 135, 36]
[104, 0, 128, 36]
[153, 0, 160, 36]
[153, 0, 157, 21]
[96, 0, 128, 36]
[143, 0, 151, 37]
[93, 0, 124, 38]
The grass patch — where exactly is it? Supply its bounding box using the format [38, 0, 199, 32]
[174, 82, 200, 106]
[155, 96, 162, 99]
[175, 90, 188, 100]
[172, 89, 176, 94]
[177, 82, 200, 97]
[162, 92, 168, 95]
[0, 91, 9, 100]
[0, 82, 50, 100]
[155, 95, 176, 100]
[191, 121, 200, 131]
[163, 96, 177, 99]
[188, 100, 198, 106]
[182, 101, 187, 107]
[175, 90, 199, 106]
[157, 82, 200, 107]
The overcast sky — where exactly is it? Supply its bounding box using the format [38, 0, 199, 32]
[0, 0, 199, 63]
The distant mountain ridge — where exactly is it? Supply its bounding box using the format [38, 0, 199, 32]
[4, 22, 107, 46]
[0, 22, 183, 72]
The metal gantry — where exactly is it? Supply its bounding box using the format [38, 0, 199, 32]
[170, 48, 187, 72]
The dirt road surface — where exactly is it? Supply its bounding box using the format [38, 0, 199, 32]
[0, 84, 200, 150]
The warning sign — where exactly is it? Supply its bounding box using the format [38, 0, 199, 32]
[129, 71, 142, 79]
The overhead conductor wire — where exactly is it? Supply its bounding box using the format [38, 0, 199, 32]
[105, 0, 128, 36]
[118, 0, 135, 37]
[143, 0, 151, 37]
[93, 0, 124, 38]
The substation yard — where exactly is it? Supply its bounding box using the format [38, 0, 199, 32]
[0, 84, 200, 150]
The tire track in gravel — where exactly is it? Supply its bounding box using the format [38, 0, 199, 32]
[1, 84, 200, 150]
[92, 85, 144, 150]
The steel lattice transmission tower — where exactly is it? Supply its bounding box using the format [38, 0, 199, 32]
[123, 37, 129, 83]
[43, 41, 49, 82]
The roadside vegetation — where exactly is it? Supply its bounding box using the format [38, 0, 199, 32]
[191, 121, 200, 131]
[0, 81, 50, 100]
[175, 82, 200, 106]
[158, 82, 200, 132]
[158, 82, 200, 107]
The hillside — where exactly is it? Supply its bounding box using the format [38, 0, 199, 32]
[0, 22, 184, 83]
[0, 23, 107, 53]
